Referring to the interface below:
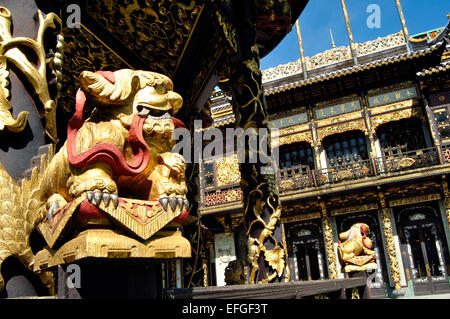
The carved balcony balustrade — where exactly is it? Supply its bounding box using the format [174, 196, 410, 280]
[381, 146, 440, 173]
[199, 146, 447, 208]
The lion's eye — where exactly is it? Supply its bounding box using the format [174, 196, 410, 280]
[155, 84, 166, 95]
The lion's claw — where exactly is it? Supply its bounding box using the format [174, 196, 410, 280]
[86, 191, 118, 209]
[159, 195, 188, 212]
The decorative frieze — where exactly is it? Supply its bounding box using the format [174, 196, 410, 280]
[389, 193, 441, 207]
[317, 119, 368, 144]
[330, 203, 379, 216]
[281, 212, 321, 224]
[261, 32, 405, 82]
[371, 107, 423, 130]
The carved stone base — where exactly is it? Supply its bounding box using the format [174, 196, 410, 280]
[34, 228, 191, 271]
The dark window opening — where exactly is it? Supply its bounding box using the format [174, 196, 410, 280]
[323, 130, 368, 167]
[278, 142, 315, 170]
[377, 118, 426, 153]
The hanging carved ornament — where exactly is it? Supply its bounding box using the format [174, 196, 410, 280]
[0, 69, 193, 292]
[337, 223, 378, 272]
[0, 7, 62, 143]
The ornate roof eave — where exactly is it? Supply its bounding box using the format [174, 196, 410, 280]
[409, 19, 450, 51]
[263, 41, 445, 96]
[417, 59, 450, 78]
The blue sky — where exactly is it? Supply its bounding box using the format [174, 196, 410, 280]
[261, 0, 450, 70]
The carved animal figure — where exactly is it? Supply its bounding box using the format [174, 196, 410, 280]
[0, 69, 189, 292]
[224, 260, 247, 285]
[338, 223, 375, 266]
[39, 69, 189, 216]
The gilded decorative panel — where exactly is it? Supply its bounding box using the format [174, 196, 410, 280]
[215, 154, 240, 187]
[273, 130, 313, 147]
[204, 188, 243, 206]
[369, 99, 415, 115]
[281, 212, 321, 223]
[371, 107, 423, 130]
[317, 119, 368, 144]
[58, 26, 130, 113]
[86, 0, 204, 77]
[316, 110, 363, 127]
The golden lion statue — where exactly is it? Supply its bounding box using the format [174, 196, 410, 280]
[337, 223, 377, 272]
[0, 69, 191, 293]
[224, 260, 247, 285]
[40, 69, 188, 211]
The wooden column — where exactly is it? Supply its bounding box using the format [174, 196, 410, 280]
[226, 1, 288, 284]
[320, 202, 338, 279]
[378, 193, 402, 290]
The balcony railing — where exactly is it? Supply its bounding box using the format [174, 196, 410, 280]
[381, 146, 440, 173]
[200, 146, 447, 206]
[277, 146, 442, 193]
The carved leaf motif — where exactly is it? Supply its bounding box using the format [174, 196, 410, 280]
[264, 245, 285, 276]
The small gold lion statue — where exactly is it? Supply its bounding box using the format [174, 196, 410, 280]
[337, 223, 377, 272]
[224, 260, 247, 285]
[39, 69, 188, 216]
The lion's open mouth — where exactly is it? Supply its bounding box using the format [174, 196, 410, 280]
[137, 104, 172, 119]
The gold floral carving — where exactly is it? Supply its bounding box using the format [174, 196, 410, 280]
[0, 7, 62, 142]
[322, 215, 338, 279]
[86, 0, 203, 77]
[278, 123, 310, 135]
[371, 107, 423, 130]
[316, 110, 362, 127]
[281, 212, 321, 223]
[380, 207, 401, 290]
[274, 130, 313, 147]
[331, 203, 379, 216]
[369, 99, 415, 115]
[216, 154, 241, 187]
[388, 193, 441, 207]
[317, 119, 367, 144]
